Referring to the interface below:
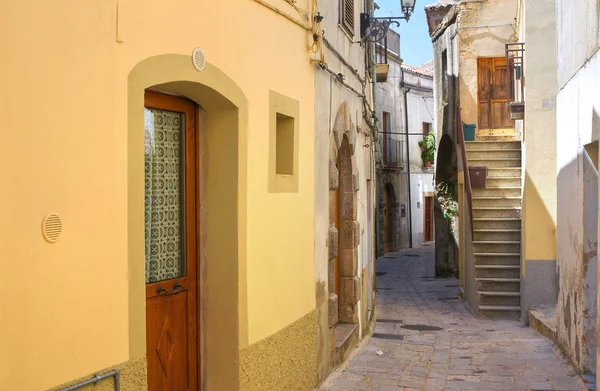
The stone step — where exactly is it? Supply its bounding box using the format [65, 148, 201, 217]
[467, 158, 521, 168]
[476, 134, 520, 142]
[485, 177, 522, 187]
[465, 141, 521, 151]
[473, 241, 521, 253]
[475, 264, 520, 278]
[479, 305, 521, 320]
[467, 149, 522, 159]
[473, 229, 521, 241]
[473, 218, 521, 230]
[472, 187, 521, 197]
[476, 278, 520, 292]
[479, 291, 521, 307]
[487, 168, 522, 178]
[472, 197, 522, 208]
[472, 207, 521, 219]
[474, 252, 521, 266]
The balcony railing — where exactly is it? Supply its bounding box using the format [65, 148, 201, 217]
[505, 42, 525, 121]
[383, 138, 404, 168]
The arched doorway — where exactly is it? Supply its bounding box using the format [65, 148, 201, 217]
[382, 184, 396, 253]
[128, 54, 247, 391]
[328, 103, 360, 329]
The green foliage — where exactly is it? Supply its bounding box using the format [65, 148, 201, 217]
[436, 181, 458, 238]
[419, 129, 436, 163]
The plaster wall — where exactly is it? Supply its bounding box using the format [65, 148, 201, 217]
[456, 0, 517, 129]
[313, 0, 375, 379]
[518, 0, 559, 323]
[556, 0, 600, 90]
[376, 55, 409, 252]
[556, 50, 600, 375]
[0, 0, 317, 389]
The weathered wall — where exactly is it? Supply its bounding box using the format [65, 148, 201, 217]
[376, 52, 409, 253]
[556, 49, 600, 374]
[519, 0, 559, 324]
[456, 0, 517, 131]
[556, 0, 600, 90]
[313, 0, 375, 379]
[404, 83, 435, 247]
[431, 7, 459, 277]
[0, 0, 318, 389]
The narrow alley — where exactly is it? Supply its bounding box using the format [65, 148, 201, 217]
[320, 246, 587, 391]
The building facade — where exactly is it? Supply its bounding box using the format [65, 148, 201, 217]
[0, 1, 376, 390]
[375, 31, 435, 256]
[313, 0, 377, 378]
[554, 0, 600, 378]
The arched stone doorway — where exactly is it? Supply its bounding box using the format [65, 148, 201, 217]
[328, 103, 360, 329]
[382, 183, 397, 253]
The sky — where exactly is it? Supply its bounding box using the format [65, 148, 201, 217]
[374, 0, 439, 66]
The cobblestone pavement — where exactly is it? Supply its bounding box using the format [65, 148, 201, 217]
[320, 245, 588, 391]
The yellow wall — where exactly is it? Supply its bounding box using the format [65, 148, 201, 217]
[519, 0, 558, 265]
[0, 1, 315, 390]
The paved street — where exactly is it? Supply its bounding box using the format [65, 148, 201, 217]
[320, 245, 588, 391]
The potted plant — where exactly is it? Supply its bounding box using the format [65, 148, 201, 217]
[418, 129, 436, 167]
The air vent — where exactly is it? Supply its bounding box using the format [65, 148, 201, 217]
[42, 213, 62, 243]
[191, 48, 206, 71]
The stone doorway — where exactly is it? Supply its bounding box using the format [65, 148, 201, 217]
[327, 103, 360, 361]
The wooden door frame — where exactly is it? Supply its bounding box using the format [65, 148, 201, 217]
[144, 90, 202, 390]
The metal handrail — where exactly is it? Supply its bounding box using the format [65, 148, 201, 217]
[59, 370, 120, 391]
[456, 107, 474, 237]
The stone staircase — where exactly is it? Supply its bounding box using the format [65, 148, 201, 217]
[465, 140, 522, 320]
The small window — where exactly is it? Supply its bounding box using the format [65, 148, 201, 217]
[276, 113, 294, 175]
[340, 0, 354, 36]
[422, 122, 432, 137]
[269, 91, 299, 193]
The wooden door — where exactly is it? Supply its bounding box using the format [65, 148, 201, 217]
[144, 91, 199, 391]
[424, 196, 433, 242]
[383, 186, 393, 253]
[478, 58, 513, 130]
[333, 187, 341, 299]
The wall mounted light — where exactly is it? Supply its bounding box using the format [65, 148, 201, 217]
[361, 0, 417, 42]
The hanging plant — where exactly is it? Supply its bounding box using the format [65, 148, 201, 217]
[419, 129, 436, 166]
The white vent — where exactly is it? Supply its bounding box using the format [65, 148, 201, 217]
[192, 48, 206, 71]
[42, 213, 63, 243]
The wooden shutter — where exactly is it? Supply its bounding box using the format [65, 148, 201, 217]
[478, 57, 512, 130]
[340, 0, 354, 35]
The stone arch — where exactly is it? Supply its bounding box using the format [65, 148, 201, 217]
[435, 134, 457, 184]
[328, 103, 360, 327]
[127, 54, 247, 391]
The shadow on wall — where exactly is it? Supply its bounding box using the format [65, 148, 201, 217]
[555, 108, 600, 375]
[521, 173, 559, 323]
[434, 134, 458, 277]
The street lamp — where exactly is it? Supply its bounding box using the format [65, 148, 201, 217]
[361, 0, 417, 42]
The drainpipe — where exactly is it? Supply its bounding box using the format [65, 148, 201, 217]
[401, 68, 413, 248]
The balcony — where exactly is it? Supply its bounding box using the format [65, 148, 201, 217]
[506, 42, 525, 120]
[382, 138, 404, 169]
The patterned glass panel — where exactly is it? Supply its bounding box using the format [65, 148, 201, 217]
[144, 108, 184, 283]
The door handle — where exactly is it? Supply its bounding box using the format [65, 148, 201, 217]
[155, 283, 185, 297]
[168, 282, 185, 296]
